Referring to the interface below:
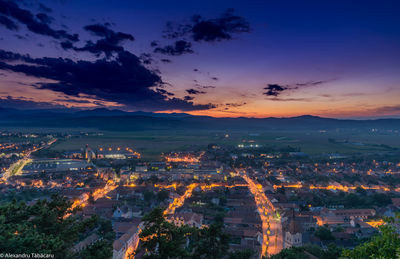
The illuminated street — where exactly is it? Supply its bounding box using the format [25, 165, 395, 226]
[163, 183, 198, 215]
[70, 181, 118, 211]
[237, 170, 283, 257]
[0, 1, 399, 257]
[1, 138, 57, 182]
[273, 183, 392, 192]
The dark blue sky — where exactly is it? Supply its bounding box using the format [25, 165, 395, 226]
[0, 0, 399, 118]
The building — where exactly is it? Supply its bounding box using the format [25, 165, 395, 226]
[113, 206, 133, 219]
[85, 144, 96, 162]
[73, 234, 100, 253]
[112, 225, 139, 259]
[22, 159, 88, 174]
[284, 212, 303, 248]
[135, 165, 148, 172]
[332, 209, 376, 219]
[169, 212, 203, 228]
[97, 147, 139, 160]
[64, 150, 83, 159]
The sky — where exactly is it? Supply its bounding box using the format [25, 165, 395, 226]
[0, 0, 399, 118]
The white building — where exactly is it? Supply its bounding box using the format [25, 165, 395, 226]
[284, 216, 303, 248]
[112, 225, 139, 259]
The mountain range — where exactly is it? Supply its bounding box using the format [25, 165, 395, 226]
[0, 107, 399, 131]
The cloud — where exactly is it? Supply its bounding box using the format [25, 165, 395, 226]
[373, 105, 400, 114]
[36, 12, 53, 24]
[319, 94, 332, 98]
[0, 0, 78, 41]
[0, 49, 214, 111]
[225, 102, 246, 107]
[192, 68, 219, 81]
[53, 98, 92, 104]
[140, 53, 153, 64]
[160, 58, 172, 63]
[194, 82, 216, 89]
[62, 23, 135, 57]
[199, 85, 216, 89]
[164, 9, 250, 42]
[38, 3, 52, 13]
[186, 88, 206, 95]
[263, 80, 331, 98]
[266, 97, 312, 102]
[263, 84, 289, 97]
[295, 80, 330, 87]
[0, 95, 67, 109]
[155, 88, 174, 96]
[153, 40, 193, 56]
[14, 34, 27, 40]
[84, 24, 134, 41]
[151, 9, 250, 57]
[183, 95, 194, 101]
[0, 14, 17, 30]
[0, 3, 217, 112]
[150, 40, 158, 47]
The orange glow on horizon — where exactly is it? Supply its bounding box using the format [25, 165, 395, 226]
[153, 100, 400, 118]
[273, 183, 391, 192]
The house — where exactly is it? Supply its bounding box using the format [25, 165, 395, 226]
[314, 215, 346, 226]
[243, 229, 263, 245]
[64, 150, 83, 159]
[112, 225, 139, 259]
[276, 203, 300, 211]
[284, 215, 303, 248]
[296, 214, 318, 231]
[226, 227, 262, 253]
[377, 205, 397, 218]
[333, 209, 375, 219]
[391, 198, 400, 208]
[211, 197, 220, 205]
[135, 165, 148, 172]
[73, 233, 99, 252]
[113, 218, 141, 238]
[169, 212, 203, 228]
[113, 206, 133, 219]
[224, 217, 243, 226]
[282, 212, 303, 251]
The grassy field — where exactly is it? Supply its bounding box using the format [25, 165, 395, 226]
[48, 129, 400, 160]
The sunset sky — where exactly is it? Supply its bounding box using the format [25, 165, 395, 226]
[0, 0, 399, 118]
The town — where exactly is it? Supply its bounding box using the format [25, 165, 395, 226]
[1, 130, 400, 258]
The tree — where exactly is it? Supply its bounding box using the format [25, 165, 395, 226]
[157, 190, 170, 202]
[277, 186, 285, 195]
[78, 239, 113, 259]
[214, 212, 225, 224]
[98, 217, 115, 240]
[228, 249, 256, 259]
[138, 207, 193, 259]
[137, 208, 232, 259]
[0, 195, 114, 258]
[88, 192, 95, 204]
[268, 244, 341, 259]
[149, 175, 159, 184]
[268, 246, 310, 259]
[144, 191, 155, 203]
[340, 224, 400, 259]
[355, 187, 366, 195]
[314, 226, 335, 241]
[190, 223, 230, 259]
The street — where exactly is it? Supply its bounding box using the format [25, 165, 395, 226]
[237, 169, 283, 257]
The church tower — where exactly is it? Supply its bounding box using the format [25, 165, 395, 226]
[284, 210, 303, 248]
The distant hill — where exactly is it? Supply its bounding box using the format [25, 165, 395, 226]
[0, 107, 399, 131]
